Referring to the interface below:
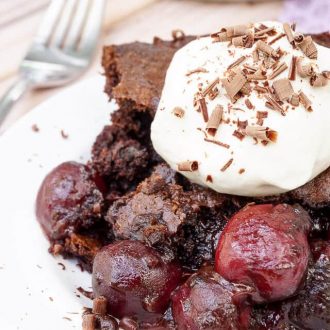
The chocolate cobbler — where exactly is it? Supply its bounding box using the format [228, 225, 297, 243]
[36, 22, 330, 330]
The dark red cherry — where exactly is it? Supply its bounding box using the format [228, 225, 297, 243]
[215, 204, 311, 303]
[92, 240, 182, 323]
[36, 161, 104, 240]
[171, 268, 253, 330]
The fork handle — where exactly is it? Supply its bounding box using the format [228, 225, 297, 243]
[0, 78, 32, 127]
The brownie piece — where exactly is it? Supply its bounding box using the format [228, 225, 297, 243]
[106, 163, 244, 270]
[102, 34, 195, 113]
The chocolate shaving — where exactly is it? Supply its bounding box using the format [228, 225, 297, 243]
[256, 40, 278, 58]
[82, 314, 95, 330]
[299, 92, 313, 111]
[296, 57, 315, 78]
[256, 111, 268, 125]
[186, 67, 208, 76]
[202, 78, 220, 97]
[265, 94, 286, 116]
[221, 158, 234, 172]
[92, 297, 107, 315]
[295, 35, 318, 59]
[268, 62, 288, 80]
[178, 161, 199, 172]
[288, 56, 297, 81]
[172, 107, 185, 118]
[204, 138, 230, 149]
[241, 125, 278, 142]
[252, 50, 259, 63]
[239, 168, 245, 174]
[255, 26, 275, 36]
[247, 68, 266, 81]
[197, 96, 209, 122]
[245, 99, 254, 109]
[222, 70, 247, 102]
[237, 119, 248, 129]
[254, 85, 268, 94]
[310, 74, 328, 87]
[233, 130, 245, 140]
[273, 78, 294, 101]
[227, 56, 246, 70]
[283, 23, 295, 45]
[290, 93, 300, 106]
[206, 105, 223, 136]
[269, 33, 285, 45]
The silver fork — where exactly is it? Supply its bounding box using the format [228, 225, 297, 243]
[0, 0, 106, 127]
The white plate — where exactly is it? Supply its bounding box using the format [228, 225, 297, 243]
[0, 76, 116, 330]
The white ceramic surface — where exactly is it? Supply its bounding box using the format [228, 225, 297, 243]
[0, 76, 115, 330]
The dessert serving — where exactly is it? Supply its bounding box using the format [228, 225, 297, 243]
[35, 21, 330, 330]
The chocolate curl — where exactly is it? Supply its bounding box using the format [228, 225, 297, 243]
[323, 71, 330, 79]
[268, 62, 288, 80]
[221, 24, 251, 38]
[178, 161, 199, 172]
[92, 297, 107, 315]
[241, 126, 278, 142]
[206, 105, 223, 136]
[299, 92, 313, 112]
[273, 79, 294, 101]
[290, 93, 300, 106]
[172, 29, 185, 41]
[310, 74, 328, 87]
[82, 314, 95, 330]
[222, 70, 247, 102]
[295, 35, 318, 59]
[296, 57, 315, 78]
[232, 35, 246, 47]
[172, 107, 185, 118]
[283, 23, 295, 45]
[256, 40, 278, 58]
[211, 32, 230, 42]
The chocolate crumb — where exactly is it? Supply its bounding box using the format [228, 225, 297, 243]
[206, 175, 213, 183]
[221, 158, 234, 172]
[49, 297, 53, 302]
[31, 124, 39, 132]
[239, 168, 245, 174]
[61, 130, 69, 139]
[172, 107, 185, 118]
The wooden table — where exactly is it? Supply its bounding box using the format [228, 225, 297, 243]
[0, 0, 283, 131]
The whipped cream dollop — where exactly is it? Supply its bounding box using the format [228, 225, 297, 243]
[151, 21, 330, 197]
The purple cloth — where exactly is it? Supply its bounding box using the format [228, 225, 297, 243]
[281, 0, 330, 33]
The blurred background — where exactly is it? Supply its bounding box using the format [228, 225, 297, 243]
[0, 0, 329, 131]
